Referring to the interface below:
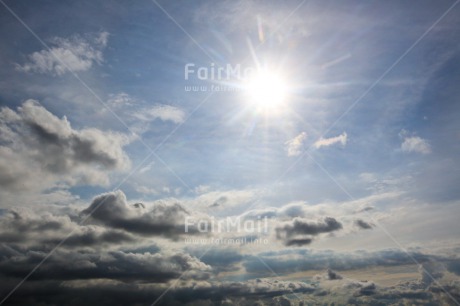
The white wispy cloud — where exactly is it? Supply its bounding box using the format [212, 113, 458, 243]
[107, 92, 134, 108]
[314, 132, 347, 149]
[107, 93, 186, 128]
[17, 32, 109, 76]
[138, 161, 155, 174]
[286, 132, 307, 156]
[194, 185, 211, 194]
[133, 104, 186, 124]
[401, 136, 431, 155]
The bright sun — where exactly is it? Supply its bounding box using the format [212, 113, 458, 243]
[246, 70, 288, 112]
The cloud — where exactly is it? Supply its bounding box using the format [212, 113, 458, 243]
[107, 92, 134, 108]
[189, 188, 258, 213]
[240, 200, 378, 245]
[82, 190, 201, 238]
[243, 248, 433, 275]
[0, 100, 131, 191]
[285, 132, 307, 156]
[106, 93, 186, 133]
[314, 132, 347, 149]
[354, 219, 374, 230]
[0, 201, 459, 306]
[0, 275, 316, 305]
[285, 238, 313, 246]
[132, 104, 186, 124]
[186, 248, 243, 272]
[17, 32, 109, 76]
[401, 136, 431, 154]
[0, 247, 211, 283]
[138, 161, 155, 174]
[194, 185, 211, 194]
[210, 196, 227, 208]
[276, 217, 343, 246]
[0, 208, 138, 251]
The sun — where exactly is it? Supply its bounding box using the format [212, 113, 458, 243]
[246, 70, 288, 113]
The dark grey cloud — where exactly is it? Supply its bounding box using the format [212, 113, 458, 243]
[1, 237, 459, 306]
[315, 269, 343, 281]
[43, 229, 136, 248]
[0, 193, 458, 305]
[276, 217, 342, 246]
[285, 238, 313, 247]
[0, 246, 211, 283]
[5, 258, 457, 306]
[0, 277, 315, 306]
[82, 190, 201, 239]
[354, 282, 376, 296]
[277, 217, 343, 237]
[354, 219, 374, 230]
[0, 208, 137, 250]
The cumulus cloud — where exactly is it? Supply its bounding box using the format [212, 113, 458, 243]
[1, 203, 459, 306]
[401, 136, 431, 154]
[17, 32, 109, 76]
[82, 190, 201, 238]
[314, 132, 347, 149]
[186, 248, 243, 272]
[0, 190, 457, 305]
[285, 132, 307, 156]
[276, 217, 343, 246]
[0, 208, 137, 251]
[315, 269, 343, 281]
[0, 100, 131, 191]
[240, 200, 377, 245]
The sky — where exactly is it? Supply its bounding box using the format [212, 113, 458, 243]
[1, 0, 460, 305]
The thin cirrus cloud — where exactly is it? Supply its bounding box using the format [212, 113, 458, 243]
[16, 31, 109, 76]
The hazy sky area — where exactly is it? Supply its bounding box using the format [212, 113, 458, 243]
[1, 0, 460, 305]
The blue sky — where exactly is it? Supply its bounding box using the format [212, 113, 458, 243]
[1, 0, 460, 305]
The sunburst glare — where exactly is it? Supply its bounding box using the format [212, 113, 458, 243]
[246, 69, 288, 114]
